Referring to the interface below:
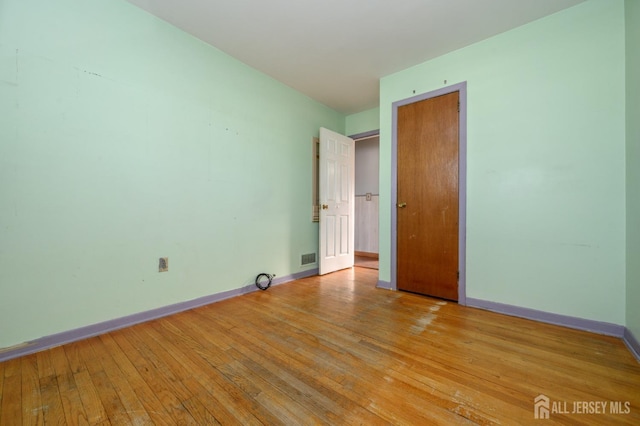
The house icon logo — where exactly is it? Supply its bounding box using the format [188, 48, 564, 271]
[534, 394, 550, 419]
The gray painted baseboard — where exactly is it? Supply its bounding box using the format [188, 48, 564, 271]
[624, 328, 640, 362]
[3, 273, 638, 364]
[373, 285, 639, 361]
[376, 280, 393, 290]
[466, 297, 625, 337]
[466, 297, 640, 364]
[0, 269, 318, 363]
[466, 298, 639, 363]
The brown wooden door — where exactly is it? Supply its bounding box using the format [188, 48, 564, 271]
[397, 92, 459, 301]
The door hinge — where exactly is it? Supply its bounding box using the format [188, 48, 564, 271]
[457, 271, 460, 280]
[457, 101, 460, 112]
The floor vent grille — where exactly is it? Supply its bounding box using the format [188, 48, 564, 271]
[301, 253, 317, 265]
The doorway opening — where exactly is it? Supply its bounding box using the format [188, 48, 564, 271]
[351, 130, 380, 270]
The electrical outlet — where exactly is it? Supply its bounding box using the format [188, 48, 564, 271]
[159, 257, 168, 272]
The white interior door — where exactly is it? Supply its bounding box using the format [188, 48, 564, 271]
[319, 127, 355, 275]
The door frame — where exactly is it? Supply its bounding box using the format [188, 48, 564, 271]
[350, 130, 380, 264]
[391, 82, 467, 305]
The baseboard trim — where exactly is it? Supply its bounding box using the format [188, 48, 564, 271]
[0, 268, 318, 362]
[5, 273, 636, 364]
[376, 280, 393, 290]
[624, 328, 640, 363]
[466, 297, 625, 337]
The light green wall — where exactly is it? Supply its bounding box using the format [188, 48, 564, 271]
[346, 107, 380, 136]
[626, 0, 640, 339]
[380, 0, 626, 324]
[0, 0, 344, 348]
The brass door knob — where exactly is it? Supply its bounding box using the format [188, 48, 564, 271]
[397, 202, 407, 208]
[322, 204, 329, 210]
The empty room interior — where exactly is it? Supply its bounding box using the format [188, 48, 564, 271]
[1, 0, 640, 424]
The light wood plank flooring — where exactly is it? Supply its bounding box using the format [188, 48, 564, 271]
[354, 256, 379, 270]
[1, 268, 639, 425]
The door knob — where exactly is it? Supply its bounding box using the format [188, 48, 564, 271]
[397, 202, 407, 208]
[322, 204, 329, 210]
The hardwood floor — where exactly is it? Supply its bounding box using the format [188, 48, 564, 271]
[1, 267, 639, 425]
[354, 255, 379, 270]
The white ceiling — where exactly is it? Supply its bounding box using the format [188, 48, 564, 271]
[126, 0, 584, 115]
